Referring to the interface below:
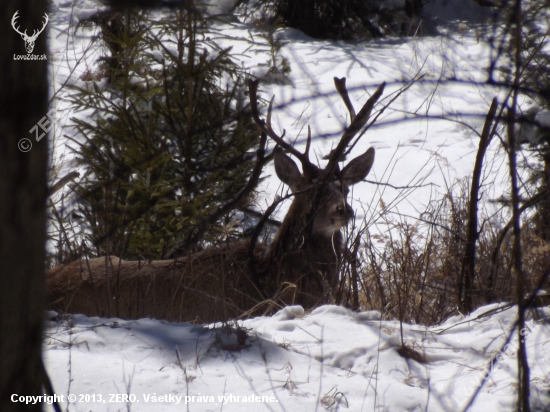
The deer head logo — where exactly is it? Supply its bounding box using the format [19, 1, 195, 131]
[12, 11, 49, 54]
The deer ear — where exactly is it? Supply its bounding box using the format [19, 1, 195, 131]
[274, 147, 302, 190]
[340, 147, 375, 185]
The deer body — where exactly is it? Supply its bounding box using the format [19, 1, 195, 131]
[46, 78, 382, 322]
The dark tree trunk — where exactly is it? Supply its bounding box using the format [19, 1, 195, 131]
[405, 0, 423, 18]
[539, 153, 550, 241]
[0, 1, 49, 410]
[459, 98, 497, 312]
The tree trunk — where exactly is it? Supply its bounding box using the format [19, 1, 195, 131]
[459, 98, 497, 312]
[0, 1, 49, 410]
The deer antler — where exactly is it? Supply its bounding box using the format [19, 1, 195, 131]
[248, 79, 317, 178]
[32, 13, 49, 40]
[11, 11, 25, 37]
[324, 79, 385, 169]
[11, 11, 48, 40]
[334, 77, 356, 122]
[248, 78, 385, 181]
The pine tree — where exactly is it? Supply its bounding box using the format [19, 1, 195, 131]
[68, 6, 262, 261]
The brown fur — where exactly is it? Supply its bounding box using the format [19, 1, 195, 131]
[47, 242, 272, 322]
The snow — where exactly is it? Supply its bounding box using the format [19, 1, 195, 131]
[39, 1, 550, 410]
[44, 304, 550, 411]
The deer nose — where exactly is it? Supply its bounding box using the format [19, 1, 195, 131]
[337, 204, 354, 220]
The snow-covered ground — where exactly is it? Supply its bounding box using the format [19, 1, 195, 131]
[38, 0, 550, 410]
[44, 304, 550, 411]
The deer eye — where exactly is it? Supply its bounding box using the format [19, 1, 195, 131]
[337, 205, 346, 215]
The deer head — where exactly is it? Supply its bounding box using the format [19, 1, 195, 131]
[249, 78, 382, 239]
[12, 11, 49, 54]
[273, 146, 375, 236]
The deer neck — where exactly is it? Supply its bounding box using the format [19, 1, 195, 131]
[267, 195, 344, 265]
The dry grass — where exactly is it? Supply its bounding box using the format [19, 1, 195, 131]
[338, 177, 550, 325]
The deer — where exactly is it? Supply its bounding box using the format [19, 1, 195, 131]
[45, 78, 385, 323]
[11, 11, 49, 54]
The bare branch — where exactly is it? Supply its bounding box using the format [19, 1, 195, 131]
[238, 206, 281, 228]
[49, 171, 80, 197]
